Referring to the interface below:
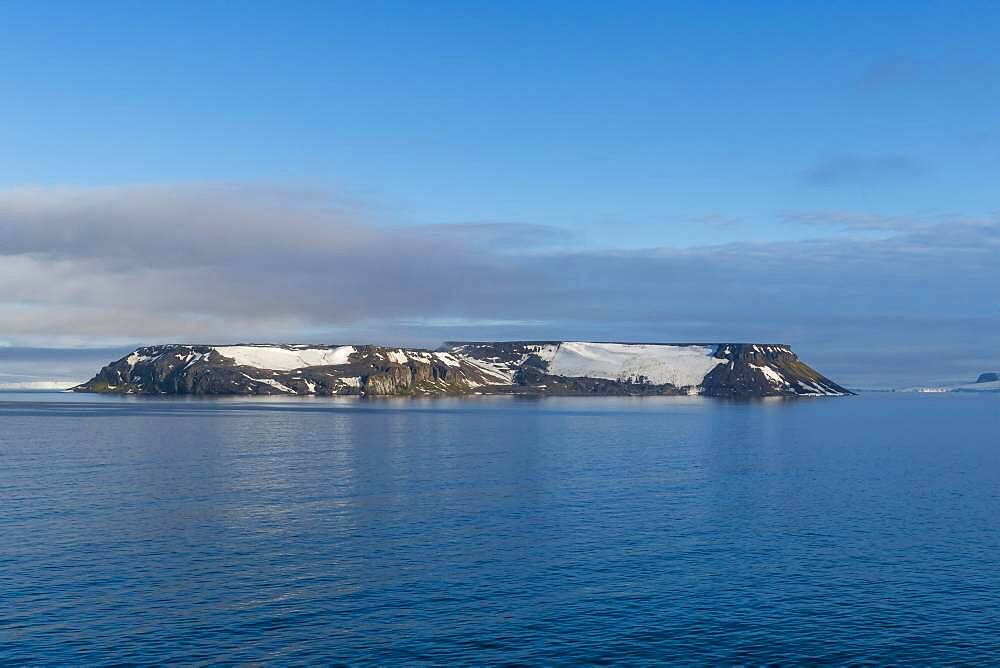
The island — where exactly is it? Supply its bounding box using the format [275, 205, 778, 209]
[73, 341, 852, 399]
[904, 372, 1000, 393]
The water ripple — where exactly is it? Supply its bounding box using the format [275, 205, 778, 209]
[2, 393, 1000, 663]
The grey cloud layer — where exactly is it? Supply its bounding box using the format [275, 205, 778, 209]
[1, 185, 997, 386]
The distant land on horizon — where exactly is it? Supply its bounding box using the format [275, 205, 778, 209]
[73, 341, 851, 399]
[900, 372, 1000, 394]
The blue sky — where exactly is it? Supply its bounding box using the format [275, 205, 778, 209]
[0, 1, 998, 386]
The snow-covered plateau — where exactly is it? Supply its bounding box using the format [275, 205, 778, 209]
[73, 341, 852, 399]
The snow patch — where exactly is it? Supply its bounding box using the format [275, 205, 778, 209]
[751, 363, 787, 386]
[240, 374, 295, 394]
[461, 357, 515, 384]
[183, 351, 211, 369]
[214, 345, 356, 370]
[433, 352, 462, 367]
[386, 350, 409, 364]
[544, 342, 724, 388]
[126, 352, 155, 366]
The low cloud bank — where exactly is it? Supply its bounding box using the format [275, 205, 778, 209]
[1, 185, 997, 386]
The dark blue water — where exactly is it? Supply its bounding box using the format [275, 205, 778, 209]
[3, 393, 1000, 664]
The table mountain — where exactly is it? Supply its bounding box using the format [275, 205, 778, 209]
[74, 342, 851, 399]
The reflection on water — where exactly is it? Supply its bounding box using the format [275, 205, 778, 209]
[3, 393, 1000, 663]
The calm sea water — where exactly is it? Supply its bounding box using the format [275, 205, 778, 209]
[2, 392, 999, 664]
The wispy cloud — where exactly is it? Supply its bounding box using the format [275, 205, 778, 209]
[856, 55, 999, 95]
[803, 154, 925, 187]
[857, 57, 924, 93]
[779, 210, 928, 233]
[685, 214, 742, 229]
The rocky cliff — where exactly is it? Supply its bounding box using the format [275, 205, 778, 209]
[74, 341, 851, 398]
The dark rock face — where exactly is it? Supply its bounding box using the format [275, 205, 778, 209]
[700, 344, 850, 398]
[75, 341, 851, 399]
[977, 373, 999, 384]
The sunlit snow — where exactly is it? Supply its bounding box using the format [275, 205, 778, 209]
[543, 342, 724, 388]
[751, 363, 787, 386]
[214, 345, 356, 370]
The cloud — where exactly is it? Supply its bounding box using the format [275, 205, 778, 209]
[416, 221, 573, 250]
[1, 184, 998, 386]
[0, 184, 558, 341]
[0, 346, 132, 386]
[803, 154, 925, 187]
[857, 57, 923, 93]
[856, 56, 998, 95]
[779, 210, 936, 233]
[685, 214, 742, 229]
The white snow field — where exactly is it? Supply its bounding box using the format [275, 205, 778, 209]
[538, 342, 725, 388]
[213, 345, 356, 370]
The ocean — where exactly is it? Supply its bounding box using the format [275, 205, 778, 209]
[3, 392, 999, 664]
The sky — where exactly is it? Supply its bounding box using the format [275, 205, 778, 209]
[0, 1, 998, 388]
